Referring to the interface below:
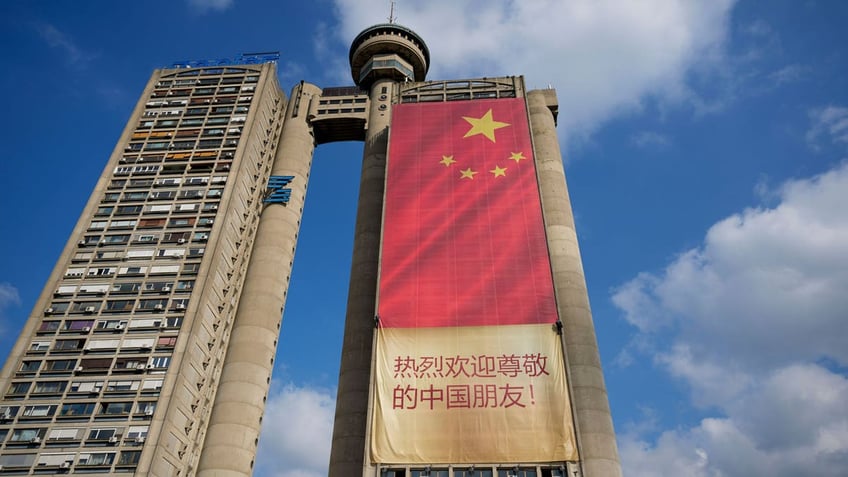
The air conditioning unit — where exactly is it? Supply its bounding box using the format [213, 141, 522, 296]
[78, 240, 86, 246]
[206, 219, 214, 225]
[108, 436, 118, 444]
[137, 436, 146, 443]
[82, 326, 91, 332]
[75, 366, 84, 372]
[161, 286, 171, 292]
[136, 364, 146, 370]
[144, 409, 154, 416]
[146, 363, 155, 369]
[175, 303, 186, 310]
[154, 304, 164, 311]
[115, 324, 125, 330]
[210, 205, 218, 210]
[60, 462, 71, 469]
[177, 238, 186, 244]
[45, 307, 55, 315]
[30, 436, 42, 444]
[199, 234, 209, 240]
[159, 322, 168, 328]
[84, 306, 97, 313]
[1, 409, 11, 420]
[141, 344, 152, 350]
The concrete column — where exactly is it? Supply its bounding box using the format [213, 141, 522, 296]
[197, 82, 319, 477]
[328, 77, 394, 477]
[527, 91, 622, 477]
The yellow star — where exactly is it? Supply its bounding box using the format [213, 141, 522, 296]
[440, 155, 456, 167]
[460, 168, 478, 180]
[462, 109, 510, 143]
[509, 152, 526, 163]
[490, 165, 507, 177]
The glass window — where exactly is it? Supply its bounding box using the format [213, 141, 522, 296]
[22, 405, 57, 418]
[100, 402, 133, 415]
[43, 360, 76, 372]
[32, 381, 67, 394]
[10, 428, 45, 442]
[118, 451, 141, 465]
[39, 320, 61, 331]
[7, 382, 30, 395]
[20, 361, 41, 372]
[88, 428, 116, 440]
[78, 453, 115, 466]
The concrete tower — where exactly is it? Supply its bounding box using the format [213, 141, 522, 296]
[329, 23, 430, 477]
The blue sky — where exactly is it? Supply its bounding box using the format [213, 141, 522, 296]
[1, 1, 847, 476]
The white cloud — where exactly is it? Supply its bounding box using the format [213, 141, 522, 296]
[0, 283, 20, 309]
[330, 0, 736, 137]
[255, 382, 336, 477]
[34, 23, 96, 67]
[613, 163, 848, 475]
[807, 106, 848, 149]
[630, 131, 671, 149]
[187, 0, 233, 13]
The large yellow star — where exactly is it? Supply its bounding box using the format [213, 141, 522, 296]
[460, 168, 478, 180]
[490, 165, 507, 177]
[440, 155, 456, 167]
[462, 109, 510, 143]
[509, 152, 526, 163]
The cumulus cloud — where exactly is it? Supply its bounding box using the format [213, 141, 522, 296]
[630, 131, 671, 149]
[255, 382, 336, 477]
[613, 163, 848, 475]
[187, 0, 233, 13]
[330, 0, 736, 137]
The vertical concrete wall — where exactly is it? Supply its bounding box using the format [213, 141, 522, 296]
[196, 82, 319, 477]
[527, 90, 622, 477]
[328, 77, 395, 477]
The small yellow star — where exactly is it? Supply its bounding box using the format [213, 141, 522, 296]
[460, 168, 478, 180]
[490, 165, 507, 177]
[440, 155, 456, 167]
[462, 109, 510, 143]
[509, 152, 526, 163]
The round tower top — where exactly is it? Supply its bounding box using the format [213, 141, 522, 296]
[349, 23, 430, 88]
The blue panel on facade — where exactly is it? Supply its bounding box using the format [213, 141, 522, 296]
[264, 175, 294, 204]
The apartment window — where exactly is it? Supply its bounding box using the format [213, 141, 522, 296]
[19, 360, 41, 373]
[176, 280, 194, 290]
[116, 205, 143, 215]
[157, 336, 177, 348]
[100, 402, 132, 415]
[88, 428, 117, 440]
[46, 429, 81, 442]
[1, 405, 20, 419]
[135, 402, 156, 415]
[89, 220, 107, 229]
[29, 342, 50, 352]
[498, 469, 537, 477]
[7, 382, 31, 396]
[182, 263, 200, 274]
[69, 381, 104, 394]
[95, 206, 114, 216]
[126, 425, 149, 439]
[164, 317, 184, 328]
[168, 218, 195, 227]
[123, 191, 149, 201]
[86, 339, 119, 351]
[71, 302, 101, 313]
[10, 428, 45, 442]
[188, 248, 205, 257]
[0, 453, 36, 468]
[78, 453, 115, 466]
[96, 319, 127, 330]
[118, 451, 142, 466]
[111, 282, 141, 294]
[63, 319, 94, 331]
[79, 358, 113, 371]
[149, 356, 171, 369]
[22, 405, 57, 418]
[181, 118, 204, 126]
[106, 381, 139, 392]
[38, 320, 62, 332]
[106, 300, 135, 312]
[53, 339, 85, 351]
[411, 470, 449, 477]
[43, 360, 76, 372]
[32, 381, 67, 394]
[138, 299, 167, 310]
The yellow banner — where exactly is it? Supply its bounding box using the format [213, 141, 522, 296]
[371, 324, 578, 463]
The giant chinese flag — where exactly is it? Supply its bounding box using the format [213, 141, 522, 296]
[373, 98, 577, 464]
[378, 98, 558, 328]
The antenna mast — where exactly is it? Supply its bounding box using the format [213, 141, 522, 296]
[388, 0, 397, 23]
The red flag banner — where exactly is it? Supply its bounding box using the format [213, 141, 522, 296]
[378, 98, 558, 328]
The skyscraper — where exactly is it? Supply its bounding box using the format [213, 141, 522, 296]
[0, 24, 620, 477]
